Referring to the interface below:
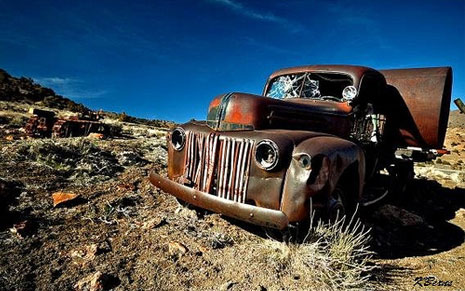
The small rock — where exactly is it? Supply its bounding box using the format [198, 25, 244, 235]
[74, 271, 119, 291]
[52, 192, 79, 207]
[175, 206, 198, 220]
[87, 133, 104, 139]
[210, 233, 234, 249]
[9, 220, 30, 238]
[142, 217, 166, 229]
[220, 281, 236, 291]
[168, 241, 188, 257]
[197, 245, 208, 255]
[70, 244, 97, 262]
[70, 242, 110, 263]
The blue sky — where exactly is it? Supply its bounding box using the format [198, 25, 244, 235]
[0, 0, 464, 122]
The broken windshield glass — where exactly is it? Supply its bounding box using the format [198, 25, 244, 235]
[266, 72, 353, 101]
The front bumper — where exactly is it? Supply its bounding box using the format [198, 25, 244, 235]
[149, 172, 289, 230]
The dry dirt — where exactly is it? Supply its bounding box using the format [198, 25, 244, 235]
[0, 105, 464, 290]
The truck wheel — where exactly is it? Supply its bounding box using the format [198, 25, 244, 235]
[327, 184, 356, 222]
[328, 186, 346, 221]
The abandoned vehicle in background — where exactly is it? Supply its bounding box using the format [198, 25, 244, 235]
[150, 65, 452, 230]
[25, 108, 113, 138]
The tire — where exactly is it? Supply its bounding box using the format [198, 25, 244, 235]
[327, 183, 356, 222]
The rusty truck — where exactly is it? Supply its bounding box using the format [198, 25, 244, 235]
[150, 65, 452, 230]
[25, 108, 112, 138]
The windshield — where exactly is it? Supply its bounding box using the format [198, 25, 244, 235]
[266, 72, 353, 101]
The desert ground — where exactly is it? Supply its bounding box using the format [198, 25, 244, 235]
[1, 101, 464, 290]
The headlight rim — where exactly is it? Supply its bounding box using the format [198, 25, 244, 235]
[254, 139, 280, 171]
[171, 127, 186, 151]
[297, 153, 312, 170]
[342, 85, 357, 101]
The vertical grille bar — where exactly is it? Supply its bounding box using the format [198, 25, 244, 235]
[233, 140, 244, 202]
[217, 138, 225, 198]
[226, 139, 236, 200]
[242, 140, 253, 204]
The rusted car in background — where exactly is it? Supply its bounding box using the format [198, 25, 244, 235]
[150, 65, 452, 230]
[25, 108, 112, 138]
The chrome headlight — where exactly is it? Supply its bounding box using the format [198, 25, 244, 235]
[297, 153, 312, 170]
[171, 127, 186, 151]
[342, 85, 357, 101]
[255, 139, 279, 170]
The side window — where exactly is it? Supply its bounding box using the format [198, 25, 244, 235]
[359, 74, 375, 103]
[351, 73, 387, 144]
[358, 73, 385, 105]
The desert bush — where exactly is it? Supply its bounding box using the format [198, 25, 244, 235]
[5, 138, 123, 185]
[256, 209, 374, 290]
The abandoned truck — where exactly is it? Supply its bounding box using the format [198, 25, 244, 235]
[25, 108, 112, 138]
[150, 65, 452, 230]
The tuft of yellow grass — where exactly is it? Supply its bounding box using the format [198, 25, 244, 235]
[255, 206, 375, 290]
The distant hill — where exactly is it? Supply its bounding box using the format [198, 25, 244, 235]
[449, 110, 465, 129]
[0, 68, 89, 113]
[0, 68, 174, 128]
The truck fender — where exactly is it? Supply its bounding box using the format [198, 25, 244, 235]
[280, 136, 365, 222]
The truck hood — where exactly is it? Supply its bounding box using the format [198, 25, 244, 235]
[206, 92, 353, 136]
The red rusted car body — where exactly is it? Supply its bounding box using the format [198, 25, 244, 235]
[150, 65, 452, 230]
[25, 108, 111, 138]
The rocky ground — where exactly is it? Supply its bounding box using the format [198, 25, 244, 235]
[0, 104, 464, 290]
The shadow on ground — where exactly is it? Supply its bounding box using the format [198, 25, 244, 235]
[364, 178, 465, 259]
[184, 176, 465, 261]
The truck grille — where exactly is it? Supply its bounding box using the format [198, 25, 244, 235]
[182, 131, 254, 203]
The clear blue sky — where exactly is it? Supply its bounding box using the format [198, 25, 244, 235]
[1, 0, 464, 122]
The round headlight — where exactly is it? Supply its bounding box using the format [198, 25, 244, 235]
[342, 85, 357, 101]
[255, 140, 279, 171]
[298, 154, 312, 170]
[171, 127, 186, 151]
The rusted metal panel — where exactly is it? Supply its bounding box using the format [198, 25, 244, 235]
[380, 67, 452, 149]
[150, 172, 289, 229]
[206, 92, 353, 138]
[25, 108, 111, 138]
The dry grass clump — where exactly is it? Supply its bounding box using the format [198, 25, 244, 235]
[256, 209, 374, 290]
[2, 138, 123, 185]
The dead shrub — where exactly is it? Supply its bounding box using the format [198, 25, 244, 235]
[254, 208, 374, 290]
[3, 138, 123, 185]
